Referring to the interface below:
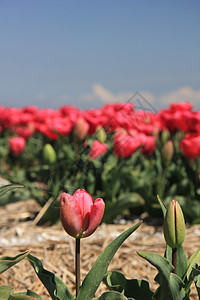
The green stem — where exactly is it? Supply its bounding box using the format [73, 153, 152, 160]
[195, 158, 200, 197]
[172, 247, 177, 274]
[75, 238, 81, 297]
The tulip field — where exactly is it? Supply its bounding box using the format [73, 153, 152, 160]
[0, 101, 200, 224]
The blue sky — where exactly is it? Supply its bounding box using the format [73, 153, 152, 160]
[0, 0, 200, 111]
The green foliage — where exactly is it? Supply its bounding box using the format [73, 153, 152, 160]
[27, 254, 75, 300]
[0, 286, 40, 300]
[0, 184, 24, 198]
[103, 271, 153, 300]
[1, 127, 200, 224]
[0, 251, 41, 299]
[0, 250, 30, 274]
[137, 252, 185, 300]
[93, 291, 132, 299]
[103, 198, 200, 300]
[0, 286, 41, 299]
[164, 245, 187, 279]
[76, 222, 142, 300]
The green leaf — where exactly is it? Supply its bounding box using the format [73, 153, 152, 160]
[184, 264, 200, 296]
[77, 222, 142, 300]
[0, 250, 31, 274]
[27, 254, 75, 300]
[194, 266, 200, 298]
[0, 184, 24, 197]
[164, 245, 187, 279]
[0, 286, 13, 300]
[157, 195, 167, 217]
[103, 270, 153, 300]
[94, 291, 131, 299]
[25, 289, 41, 298]
[185, 248, 200, 280]
[0, 286, 41, 300]
[137, 252, 185, 300]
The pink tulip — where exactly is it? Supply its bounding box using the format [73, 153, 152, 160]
[60, 189, 105, 238]
[9, 136, 26, 156]
[89, 140, 108, 159]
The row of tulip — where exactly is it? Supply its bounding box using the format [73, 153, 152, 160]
[0, 101, 200, 224]
[1, 101, 200, 159]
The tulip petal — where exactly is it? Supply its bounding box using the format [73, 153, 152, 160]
[82, 198, 105, 238]
[73, 189, 93, 231]
[60, 193, 83, 238]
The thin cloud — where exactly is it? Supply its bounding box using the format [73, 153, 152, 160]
[44, 84, 200, 110]
[159, 86, 200, 108]
[80, 83, 133, 104]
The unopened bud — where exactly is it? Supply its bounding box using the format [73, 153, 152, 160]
[73, 118, 89, 141]
[164, 200, 185, 248]
[161, 140, 174, 163]
[43, 143, 57, 165]
[95, 126, 106, 143]
[161, 130, 170, 145]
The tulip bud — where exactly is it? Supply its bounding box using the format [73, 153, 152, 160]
[43, 143, 56, 165]
[60, 189, 105, 238]
[161, 140, 174, 164]
[73, 118, 89, 141]
[161, 130, 170, 145]
[95, 126, 107, 143]
[164, 200, 185, 248]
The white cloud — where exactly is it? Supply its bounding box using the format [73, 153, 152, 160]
[79, 84, 200, 111]
[80, 84, 156, 111]
[43, 84, 200, 110]
[159, 86, 200, 108]
[80, 83, 133, 104]
[93, 84, 115, 102]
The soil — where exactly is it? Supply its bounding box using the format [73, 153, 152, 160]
[0, 199, 199, 299]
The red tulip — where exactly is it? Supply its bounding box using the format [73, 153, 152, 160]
[89, 140, 108, 159]
[9, 137, 26, 156]
[113, 130, 140, 158]
[60, 189, 105, 238]
[180, 133, 200, 159]
[138, 133, 156, 156]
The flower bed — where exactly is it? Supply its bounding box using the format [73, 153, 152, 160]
[0, 101, 200, 224]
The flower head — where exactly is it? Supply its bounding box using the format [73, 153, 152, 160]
[89, 140, 108, 159]
[60, 189, 105, 238]
[9, 136, 26, 156]
[164, 200, 185, 248]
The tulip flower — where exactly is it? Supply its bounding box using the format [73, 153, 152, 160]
[164, 200, 185, 249]
[9, 136, 26, 156]
[89, 140, 108, 160]
[60, 189, 105, 296]
[60, 189, 105, 239]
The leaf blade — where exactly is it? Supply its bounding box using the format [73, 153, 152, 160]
[27, 254, 75, 300]
[77, 222, 142, 300]
[0, 250, 30, 274]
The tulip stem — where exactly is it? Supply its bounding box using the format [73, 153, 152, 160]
[75, 238, 81, 297]
[172, 247, 177, 274]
